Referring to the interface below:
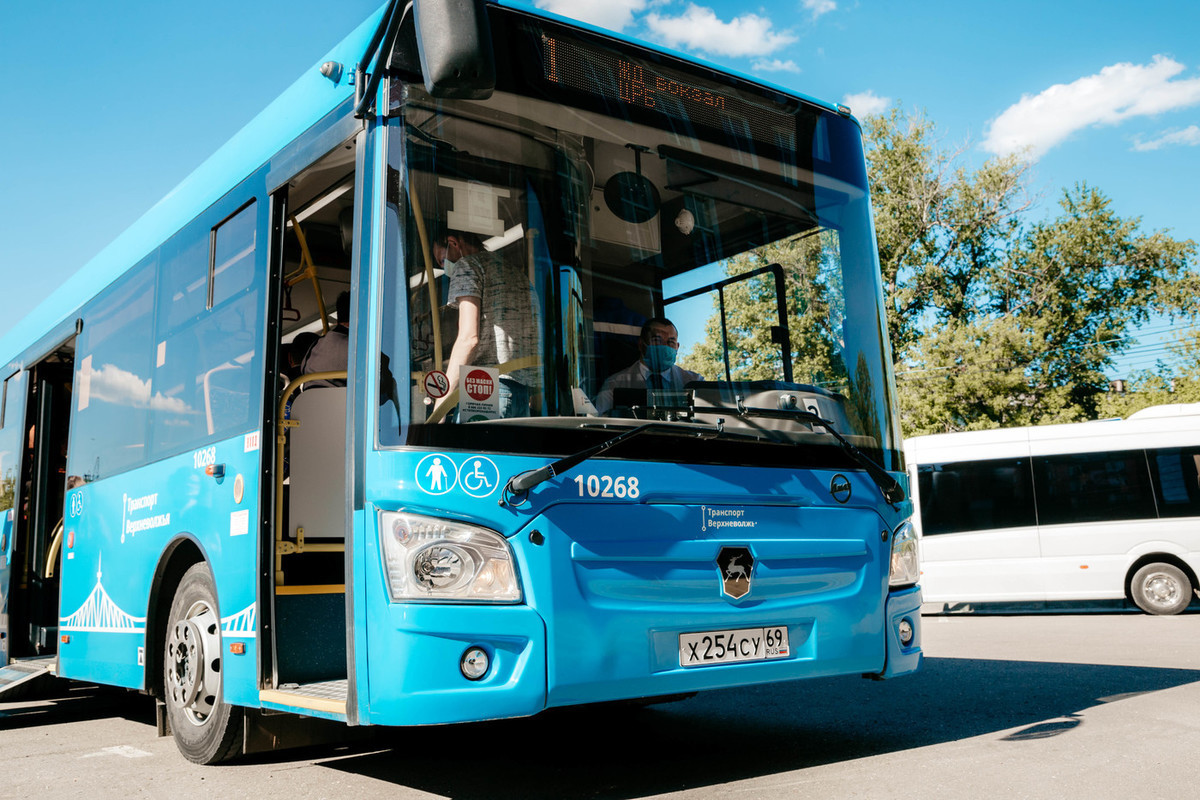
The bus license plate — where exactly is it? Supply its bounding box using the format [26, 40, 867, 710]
[678, 626, 790, 668]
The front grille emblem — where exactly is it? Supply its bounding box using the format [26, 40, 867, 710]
[717, 546, 754, 599]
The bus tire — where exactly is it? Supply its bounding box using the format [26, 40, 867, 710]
[163, 563, 244, 763]
[1130, 562, 1193, 616]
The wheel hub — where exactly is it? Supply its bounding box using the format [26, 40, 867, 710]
[1145, 574, 1179, 605]
[166, 601, 222, 726]
[168, 619, 204, 707]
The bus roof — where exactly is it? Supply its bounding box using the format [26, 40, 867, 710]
[905, 403, 1200, 462]
[1, 0, 843, 373]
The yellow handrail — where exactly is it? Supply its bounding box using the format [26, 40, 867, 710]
[407, 187, 443, 369]
[285, 216, 329, 334]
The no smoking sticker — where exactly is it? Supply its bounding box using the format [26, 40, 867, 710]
[424, 370, 450, 399]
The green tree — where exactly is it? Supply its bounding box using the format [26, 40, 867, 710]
[680, 231, 846, 387]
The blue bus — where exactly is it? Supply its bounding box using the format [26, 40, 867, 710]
[0, 0, 921, 763]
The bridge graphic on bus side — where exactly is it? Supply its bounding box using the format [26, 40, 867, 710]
[221, 604, 257, 638]
[60, 558, 257, 637]
[60, 560, 146, 633]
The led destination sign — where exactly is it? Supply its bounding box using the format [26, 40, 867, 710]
[537, 32, 798, 152]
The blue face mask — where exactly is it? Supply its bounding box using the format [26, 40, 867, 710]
[441, 258, 459, 278]
[644, 344, 677, 373]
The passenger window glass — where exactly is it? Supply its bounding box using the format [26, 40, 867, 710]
[916, 458, 1035, 536]
[152, 203, 263, 455]
[1149, 447, 1200, 518]
[159, 235, 209, 330]
[1033, 450, 1156, 525]
[211, 203, 258, 307]
[69, 258, 156, 481]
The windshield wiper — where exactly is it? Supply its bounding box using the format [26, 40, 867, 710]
[722, 399, 905, 505]
[753, 402, 904, 504]
[501, 421, 724, 503]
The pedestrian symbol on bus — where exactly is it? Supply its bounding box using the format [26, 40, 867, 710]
[415, 453, 457, 495]
[458, 456, 499, 498]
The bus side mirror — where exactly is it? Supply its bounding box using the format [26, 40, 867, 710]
[413, 0, 495, 100]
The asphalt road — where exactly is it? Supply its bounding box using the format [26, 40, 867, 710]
[2, 611, 1198, 799]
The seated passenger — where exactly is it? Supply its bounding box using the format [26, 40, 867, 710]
[284, 331, 319, 383]
[302, 291, 350, 387]
[594, 316, 702, 415]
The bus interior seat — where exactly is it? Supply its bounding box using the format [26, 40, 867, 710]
[288, 387, 348, 545]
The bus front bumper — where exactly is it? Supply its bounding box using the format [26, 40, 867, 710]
[876, 585, 923, 679]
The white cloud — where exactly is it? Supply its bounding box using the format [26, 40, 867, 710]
[644, 4, 797, 58]
[801, 0, 837, 19]
[752, 58, 800, 73]
[983, 55, 1200, 157]
[534, 0, 648, 32]
[842, 90, 890, 117]
[1132, 125, 1200, 151]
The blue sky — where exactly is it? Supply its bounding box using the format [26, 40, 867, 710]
[2, 0, 1197, 375]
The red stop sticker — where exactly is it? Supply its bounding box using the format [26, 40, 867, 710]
[464, 369, 495, 401]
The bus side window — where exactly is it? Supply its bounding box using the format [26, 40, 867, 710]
[1033, 451, 1156, 526]
[1149, 447, 1200, 518]
[152, 201, 264, 454]
[69, 258, 156, 482]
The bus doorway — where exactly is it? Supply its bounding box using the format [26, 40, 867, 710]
[0, 338, 75, 695]
[265, 140, 356, 706]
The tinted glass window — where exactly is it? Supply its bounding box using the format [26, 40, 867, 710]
[210, 204, 258, 307]
[151, 202, 263, 454]
[1149, 447, 1200, 518]
[1033, 450, 1155, 526]
[916, 458, 1035, 536]
[159, 234, 209, 330]
[70, 257, 156, 480]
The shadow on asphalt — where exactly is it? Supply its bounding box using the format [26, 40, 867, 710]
[4, 657, 1197, 797]
[311, 656, 1200, 799]
[0, 682, 153, 731]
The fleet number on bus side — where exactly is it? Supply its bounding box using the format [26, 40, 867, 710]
[573, 474, 640, 498]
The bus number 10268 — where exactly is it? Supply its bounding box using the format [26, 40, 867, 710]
[573, 474, 640, 499]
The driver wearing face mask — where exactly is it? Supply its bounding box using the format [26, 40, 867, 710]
[593, 317, 703, 416]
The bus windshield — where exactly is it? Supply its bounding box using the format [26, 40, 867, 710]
[379, 19, 898, 469]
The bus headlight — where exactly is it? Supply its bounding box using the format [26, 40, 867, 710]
[888, 521, 920, 588]
[379, 511, 522, 603]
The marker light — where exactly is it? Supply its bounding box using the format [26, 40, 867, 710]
[888, 521, 920, 588]
[379, 511, 521, 603]
[461, 646, 490, 680]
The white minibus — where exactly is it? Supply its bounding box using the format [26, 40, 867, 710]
[907, 404, 1200, 614]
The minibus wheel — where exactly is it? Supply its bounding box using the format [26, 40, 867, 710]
[163, 563, 244, 763]
[1130, 562, 1193, 616]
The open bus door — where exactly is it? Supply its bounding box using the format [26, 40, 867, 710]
[0, 340, 75, 699]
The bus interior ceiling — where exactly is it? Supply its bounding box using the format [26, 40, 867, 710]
[279, 143, 357, 343]
[12, 339, 75, 658]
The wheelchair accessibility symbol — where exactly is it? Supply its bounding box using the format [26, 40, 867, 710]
[458, 456, 499, 498]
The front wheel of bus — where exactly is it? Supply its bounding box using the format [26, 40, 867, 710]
[1130, 562, 1193, 616]
[163, 563, 244, 763]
